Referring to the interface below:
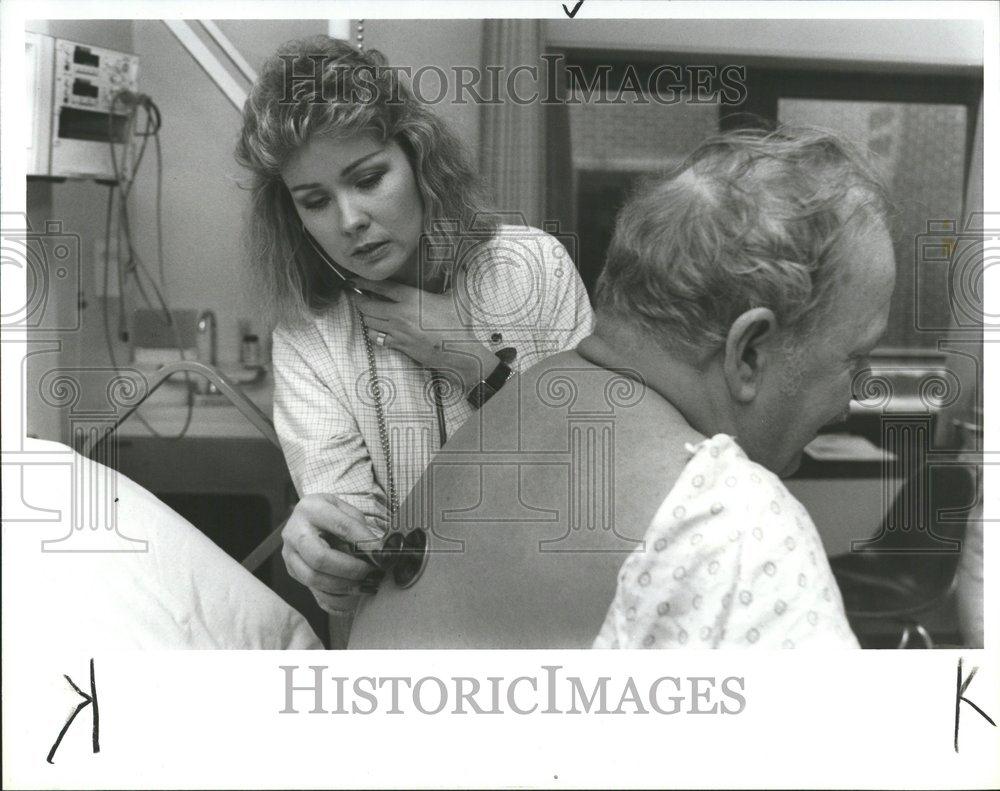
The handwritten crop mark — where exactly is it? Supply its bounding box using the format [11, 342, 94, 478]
[954, 657, 996, 753]
[47, 658, 100, 764]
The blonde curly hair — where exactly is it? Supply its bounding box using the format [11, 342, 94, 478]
[235, 35, 496, 324]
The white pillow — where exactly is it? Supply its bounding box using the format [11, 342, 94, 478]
[4, 439, 321, 650]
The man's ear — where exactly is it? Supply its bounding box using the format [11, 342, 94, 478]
[723, 307, 778, 403]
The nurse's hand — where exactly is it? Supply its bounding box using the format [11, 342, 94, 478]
[353, 277, 497, 392]
[281, 494, 386, 614]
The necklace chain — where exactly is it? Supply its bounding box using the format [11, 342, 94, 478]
[356, 308, 399, 520]
[353, 278, 450, 528]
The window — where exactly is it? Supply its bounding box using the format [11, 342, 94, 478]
[551, 54, 730, 291]
[569, 87, 719, 291]
[734, 66, 981, 355]
[551, 50, 982, 358]
[779, 99, 967, 351]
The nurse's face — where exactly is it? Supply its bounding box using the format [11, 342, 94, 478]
[282, 134, 425, 284]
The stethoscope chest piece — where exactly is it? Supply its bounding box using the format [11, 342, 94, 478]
[323, 528, 429, 589]
[392, 528, 429, 589]
[371, 531, 404, 569]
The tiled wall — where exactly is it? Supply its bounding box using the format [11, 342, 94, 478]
[780, 99, 968, 349]
[569, 94, 719, 171]
[570, 90, 970, 351]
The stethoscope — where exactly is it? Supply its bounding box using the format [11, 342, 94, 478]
[302, 227, 433, 589]
[322, 526, 429, 590]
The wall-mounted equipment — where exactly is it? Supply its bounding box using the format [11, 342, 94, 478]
[26, 32, 139, 180]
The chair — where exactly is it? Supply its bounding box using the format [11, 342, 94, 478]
[830, 462, 978, 648]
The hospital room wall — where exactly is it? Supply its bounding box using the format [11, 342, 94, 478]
[125, 20, 328, 365]
[24, 19, 325, 441]
[544, 18, 982, 68]
[23, 17, 981, 443]
[365, 20, 483, 165]
[25, 20, 135, 442]
[123, 19, 483, 368]
[123, 19, 482, 368]
[24, 18, 482, 443]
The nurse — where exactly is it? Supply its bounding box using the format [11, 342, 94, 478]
[234, 36, 593, 636]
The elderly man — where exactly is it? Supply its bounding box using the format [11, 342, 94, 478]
[297, 126, 896, 648]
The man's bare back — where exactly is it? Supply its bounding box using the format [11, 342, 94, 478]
[349, 350, 703, 648]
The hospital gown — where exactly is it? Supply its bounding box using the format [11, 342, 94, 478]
[594, 434, 860, 649]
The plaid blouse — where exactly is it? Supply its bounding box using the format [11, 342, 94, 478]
[272, 225, 594, 531]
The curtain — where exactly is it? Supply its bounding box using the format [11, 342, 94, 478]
[480, 20, 546, 227]
[544, 55, 578, 240]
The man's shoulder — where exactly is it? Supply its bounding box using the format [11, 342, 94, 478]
[478, 351, 692, 451]
[438, 351, 609, 453]
[517, 349, 621, 407]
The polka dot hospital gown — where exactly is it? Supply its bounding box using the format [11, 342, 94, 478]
[594, 434, 860, 649]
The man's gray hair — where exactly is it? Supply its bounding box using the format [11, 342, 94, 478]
[594, 125, 893, 359]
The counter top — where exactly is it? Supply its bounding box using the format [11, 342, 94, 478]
[117, 366, 275, 441]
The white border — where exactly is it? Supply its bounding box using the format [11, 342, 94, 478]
[2, 2, 997, 789]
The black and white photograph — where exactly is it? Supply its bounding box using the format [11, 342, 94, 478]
[2, 1, 997, 788]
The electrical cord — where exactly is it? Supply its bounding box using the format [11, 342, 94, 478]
[102, 91, 194, 440]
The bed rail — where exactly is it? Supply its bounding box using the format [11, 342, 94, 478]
[83, 360, 279, 455]
[84, 360, 286, 572]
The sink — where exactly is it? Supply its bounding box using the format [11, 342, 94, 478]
[120, 364, 274, 439]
